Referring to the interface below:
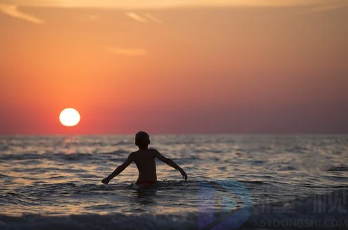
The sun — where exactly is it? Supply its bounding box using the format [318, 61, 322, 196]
[59, 108, 81, 127]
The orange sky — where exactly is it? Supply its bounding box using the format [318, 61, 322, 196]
[0, 0, 348, 134]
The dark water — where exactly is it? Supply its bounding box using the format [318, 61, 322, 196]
[0, 135, 348, 229]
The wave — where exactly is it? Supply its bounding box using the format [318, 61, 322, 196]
[0, 213, 198, 230]
[53, 152, 94, 161]
[0, 173, 8, 178]
[327, 165, 348, 172]
[0, 153, 47, 161]
[1, 188, 347, 229]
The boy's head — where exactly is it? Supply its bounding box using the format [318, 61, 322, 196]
[135, 131, 150, 148]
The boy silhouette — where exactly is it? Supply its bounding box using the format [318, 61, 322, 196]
[102, 131, 188, 186]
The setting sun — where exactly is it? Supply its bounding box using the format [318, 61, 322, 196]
[59, 108, 81, 127]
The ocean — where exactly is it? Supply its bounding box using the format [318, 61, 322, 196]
[0, 135, 348, 229]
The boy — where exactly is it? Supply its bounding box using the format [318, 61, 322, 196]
[102, 131, 188, 186]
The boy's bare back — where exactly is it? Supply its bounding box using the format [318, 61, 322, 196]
[131, 149, 158, 182]
[102, 131, 187, 186]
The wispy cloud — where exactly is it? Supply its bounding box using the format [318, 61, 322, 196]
[2, 0, 345, 9]
[126, 12, 148, 23]
[126, 12, 163, 23]
[0, 3, 43, 24]
[106, 47, 147, 56]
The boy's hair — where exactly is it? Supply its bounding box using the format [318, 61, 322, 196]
[135, 131, 150, 146]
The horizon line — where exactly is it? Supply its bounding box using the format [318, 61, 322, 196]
[0, 133, 347, 136]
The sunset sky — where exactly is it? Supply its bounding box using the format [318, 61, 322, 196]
[0, 0, 347, 134]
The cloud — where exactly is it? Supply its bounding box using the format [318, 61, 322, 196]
[2, 0, 345, 9]
[106, 48, 147, 56]
[126, 12, 163, 23]
[126, 12, 148, 23]
[0, 3, 43, 24]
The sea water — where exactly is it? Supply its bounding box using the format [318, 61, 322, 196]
[0, 135, 348, 229]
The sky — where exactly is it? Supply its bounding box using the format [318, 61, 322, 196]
[0, 0, 347, 134]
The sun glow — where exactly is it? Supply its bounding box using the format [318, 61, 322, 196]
[59, 108, 81, 127]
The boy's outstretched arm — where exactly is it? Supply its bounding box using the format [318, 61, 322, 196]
[153, 150, 188, 181]
[101, 153, 134, 184]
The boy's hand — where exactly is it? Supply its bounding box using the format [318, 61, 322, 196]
[180, 169, 188, 181]
[101, 178, 110, 184]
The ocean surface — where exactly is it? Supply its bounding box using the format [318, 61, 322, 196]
[0, 135, 348, 229]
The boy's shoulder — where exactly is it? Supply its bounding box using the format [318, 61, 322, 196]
[149, 148, 161, 154]
[131, 148, 159, 156]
